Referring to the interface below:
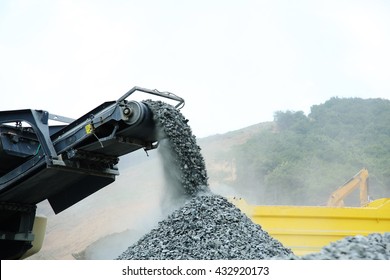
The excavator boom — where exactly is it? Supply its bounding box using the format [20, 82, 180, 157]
[326, 168, 369, 207]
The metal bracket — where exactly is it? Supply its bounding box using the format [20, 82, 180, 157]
[0, 109, 58, 164]
[117, 86, 185, 109]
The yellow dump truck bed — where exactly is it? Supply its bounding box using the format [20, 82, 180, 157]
[232, 198, 390, 256]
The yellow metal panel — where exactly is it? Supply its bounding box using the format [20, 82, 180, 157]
[232, 198, 390, 256]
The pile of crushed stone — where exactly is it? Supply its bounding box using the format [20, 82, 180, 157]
[116, 100, 293, 260]
[116, 194, 293, 260]
[279, 232, 390, 260]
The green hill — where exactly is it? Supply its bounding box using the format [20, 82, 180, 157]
[228, 97, 390, 206]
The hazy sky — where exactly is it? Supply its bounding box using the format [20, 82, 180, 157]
[1, 0, 390, 137]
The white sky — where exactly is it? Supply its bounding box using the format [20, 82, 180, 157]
[1, 0, 390, 137]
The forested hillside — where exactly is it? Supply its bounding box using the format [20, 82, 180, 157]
[231, 97, 390, 206]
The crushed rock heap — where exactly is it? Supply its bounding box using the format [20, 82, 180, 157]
[116, 194, 292, 260]
[278, 232, 390, 260]
[116, 100, 293, 260]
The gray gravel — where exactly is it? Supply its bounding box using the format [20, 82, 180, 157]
[143, 100, 209, 196]
[116, 194, 293, 260]
[279, 232, 390, 260]
[116, 100, 292, 260]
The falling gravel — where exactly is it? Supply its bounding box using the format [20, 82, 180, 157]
[143, 100, 209, 196]
[116, 100, 293, 260]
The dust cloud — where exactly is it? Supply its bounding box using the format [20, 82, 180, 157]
[79, 124, 199, 259]
[157, 138, 189, 213]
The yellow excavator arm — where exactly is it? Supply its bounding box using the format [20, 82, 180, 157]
[327, 168, 369, 207]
